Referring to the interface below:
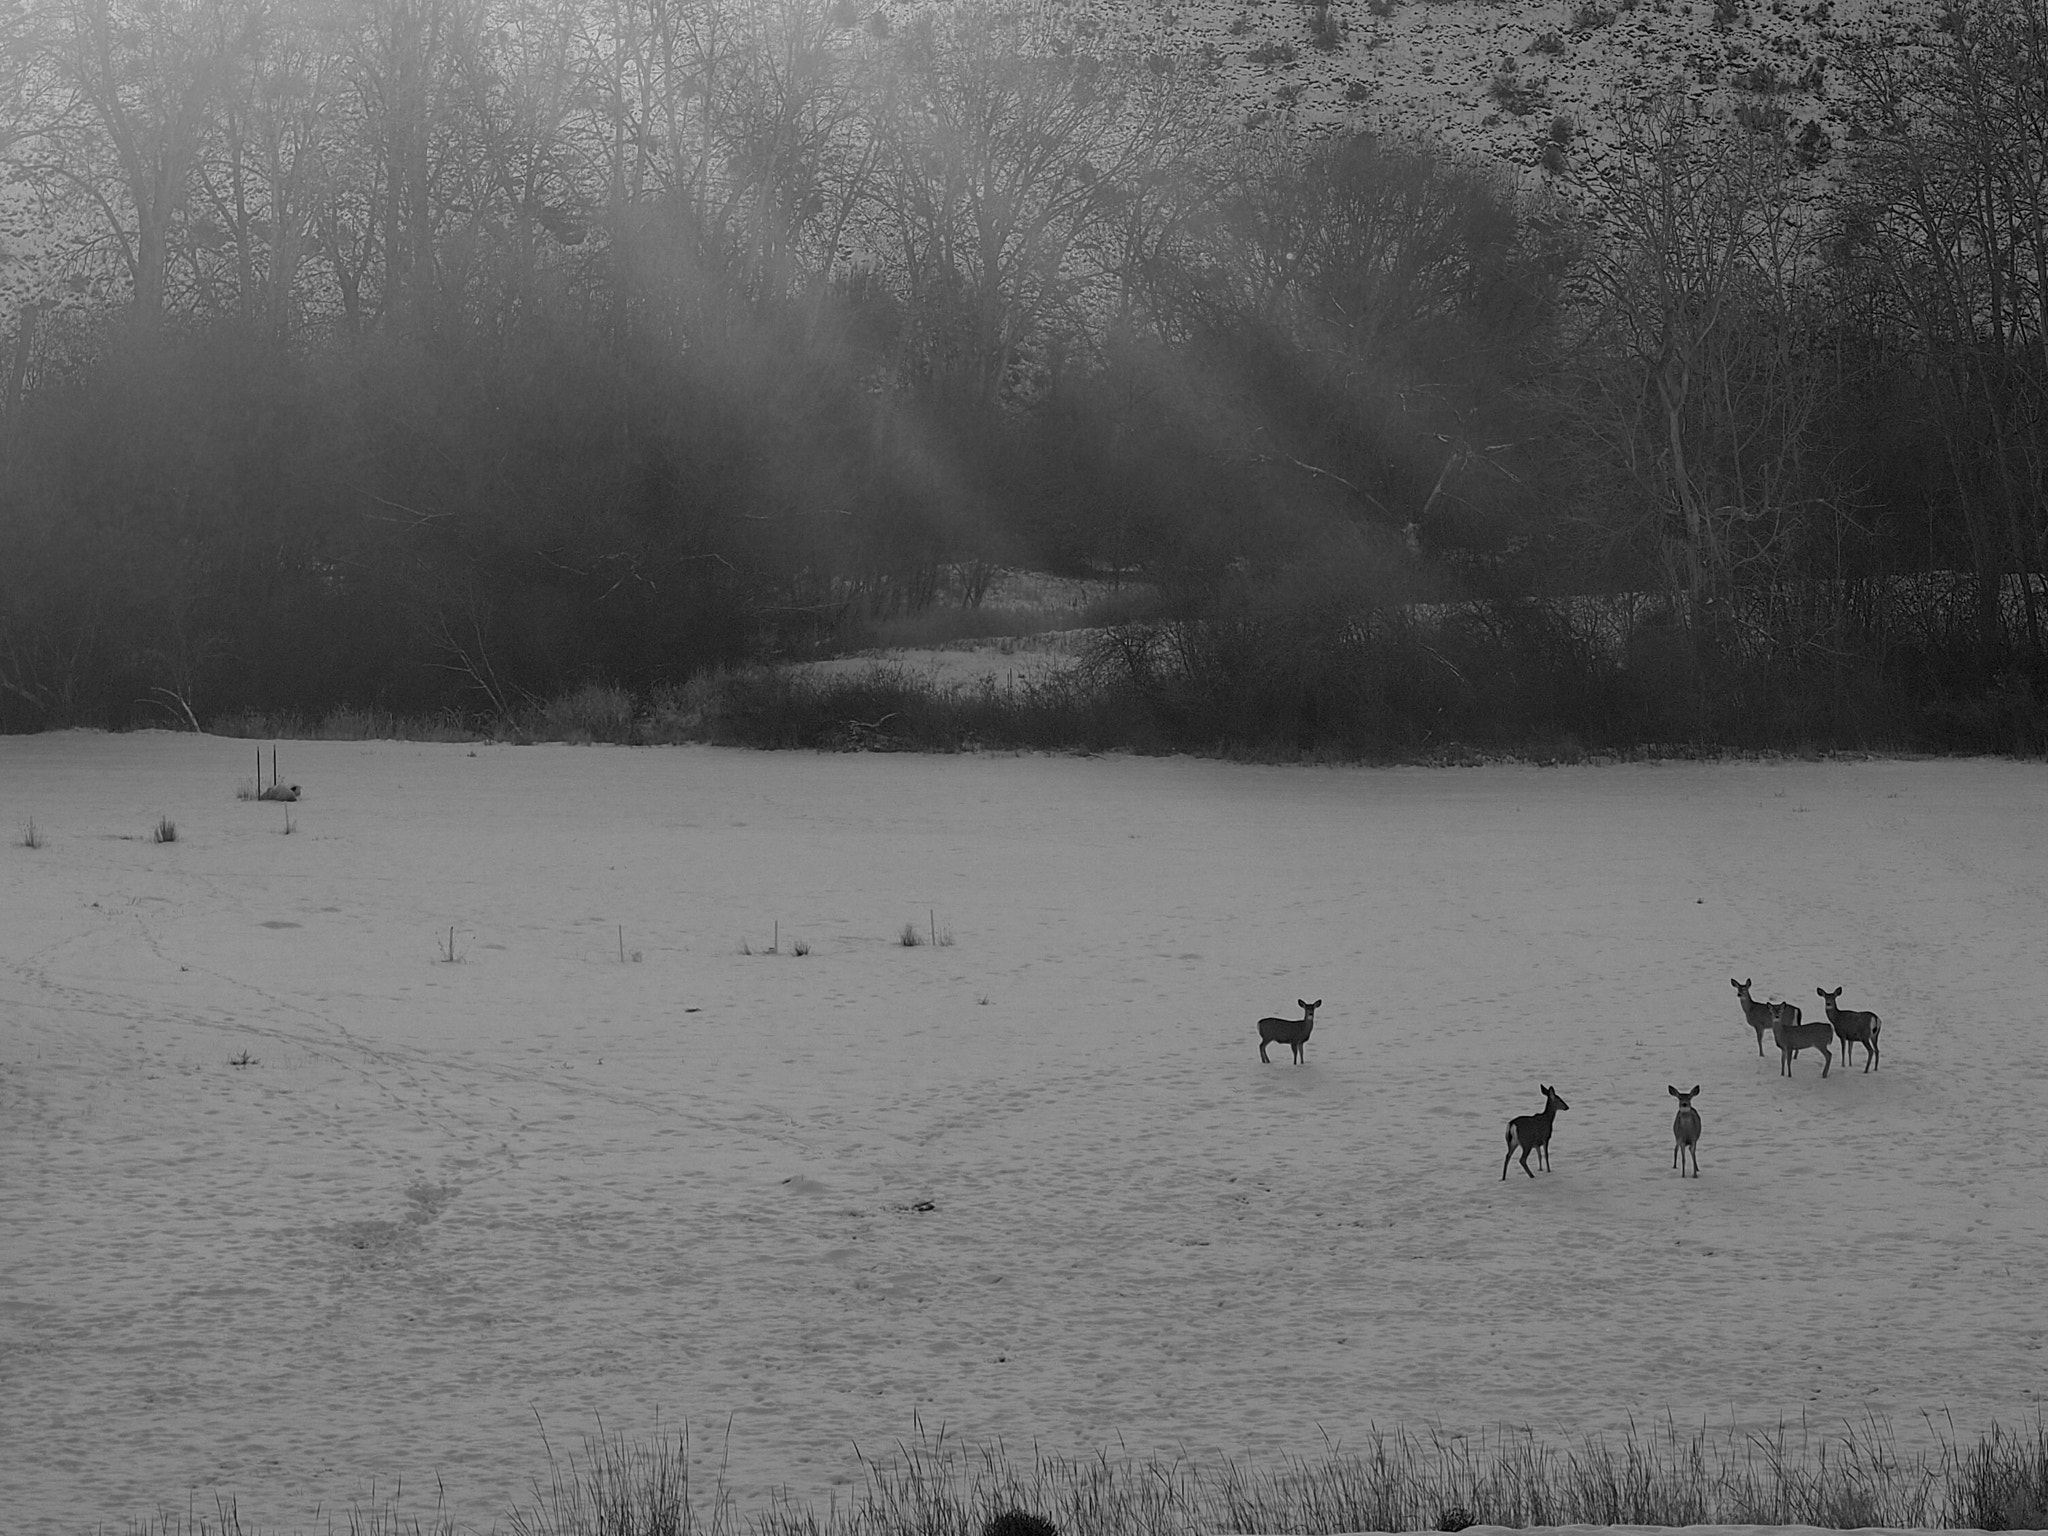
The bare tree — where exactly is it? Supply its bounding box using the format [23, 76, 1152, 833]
[332, 0, 461, 333]
[1837, 0, 2048, 656]
[868, 1, 1191, 409]
[1563, 101, 1835, 633]
[28, 0, 261, 329]
[185, 0, 341, 341]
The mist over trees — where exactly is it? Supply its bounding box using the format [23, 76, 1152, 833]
[0, 0, 2042, 754]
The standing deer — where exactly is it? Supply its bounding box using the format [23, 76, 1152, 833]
[1257, 999, 1321, 1065]
[1669, 1085, 1701, 1176]
[1816, 987, 1882, 1072]
[1502, 1085, 1569, 1179]
[1770, 1004, 1835, 1077]
[1731, 978, 1780, 1056]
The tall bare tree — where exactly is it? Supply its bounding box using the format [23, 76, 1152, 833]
[185, 0, 341, 341]
[1837, 0, 2048, 655]
[869, 1, 1190, 409]
[31, 0, 260, 328]
[1565, 102, 1835, 630]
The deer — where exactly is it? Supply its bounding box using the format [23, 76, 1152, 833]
[1816, 987, 1882, 1072]
[1257, 999, 1321, 1064]
[1502, 1085, 1569, 1179]
[1669, 1085, 1701, 1176]
[1731, 978, 1784, 1057]
[1770, 1003, 1835, 1077]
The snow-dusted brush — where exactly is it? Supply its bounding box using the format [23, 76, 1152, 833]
[1669, 1085, 1701, 1177]
[1816, 987, 1882, 1072]
[1730, 977, 1779, 1057]
[1256, 998, 1320, 1065]
[1502, 1084, 1568, 1179]
[251, 745, 300, 801]
[1770, 1002, 1835, 1077]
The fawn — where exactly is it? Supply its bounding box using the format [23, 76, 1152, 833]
[1257, 999, 1321, 1065]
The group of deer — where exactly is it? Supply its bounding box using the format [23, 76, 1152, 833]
[1495, 1084, 1705, 1179]
[1731, 978, 1883, 1078]
[1253, 1008, 1690, 1183]
[1258, 983, 1881, 1185]
[1253, 1007, 1580, 1181]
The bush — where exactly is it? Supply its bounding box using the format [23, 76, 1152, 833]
[984, 1514, 1059, 1536]
[1490, 71, 1547, 113]
[535, 682, 640, 744]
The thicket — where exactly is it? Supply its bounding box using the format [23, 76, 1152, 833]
[0, 0, 2043, 756]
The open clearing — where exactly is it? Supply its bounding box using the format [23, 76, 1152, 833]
[2, 733, 2045, 1533]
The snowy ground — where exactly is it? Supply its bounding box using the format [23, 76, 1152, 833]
[2, 733, 2045, 1534]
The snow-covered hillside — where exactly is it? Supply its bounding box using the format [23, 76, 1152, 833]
[1098, 0, 1921, 180]
[0, 0, 1939, 341]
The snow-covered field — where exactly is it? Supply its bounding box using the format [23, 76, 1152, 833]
[2, 732, 2045, 1534]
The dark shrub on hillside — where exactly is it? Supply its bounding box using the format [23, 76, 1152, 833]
[984, 1512, 1060, 1536]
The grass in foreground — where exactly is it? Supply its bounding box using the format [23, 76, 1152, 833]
[113, 1413, 2048, 1536]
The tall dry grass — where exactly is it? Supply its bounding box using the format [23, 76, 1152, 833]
[114, 1413, 2048, 1536]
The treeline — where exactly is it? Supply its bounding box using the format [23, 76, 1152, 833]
[0, 0, 2043, 754]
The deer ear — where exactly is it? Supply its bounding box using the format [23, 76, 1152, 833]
[1669, 1085, 1679, 1097]
[1311, 999, 1322, 1008]
[1690, 1085, 1701, 1096]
